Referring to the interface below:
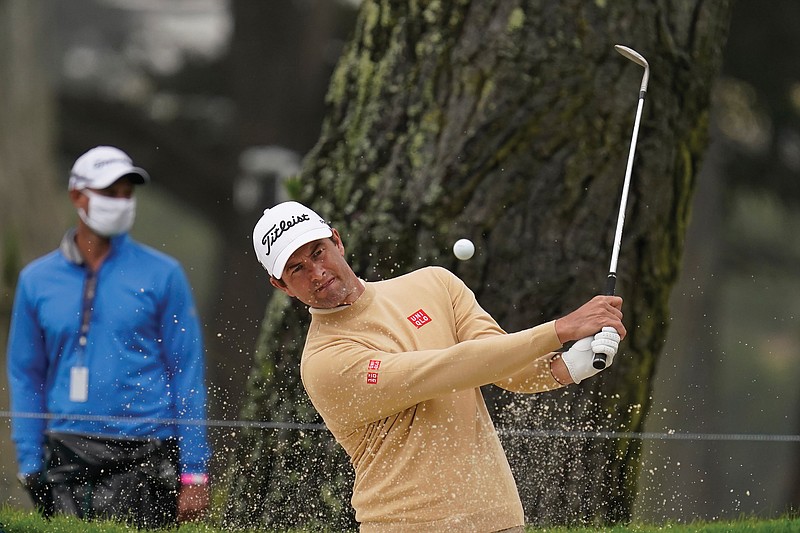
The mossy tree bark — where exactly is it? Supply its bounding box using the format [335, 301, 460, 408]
[0, 0, 66, 508]
[0, 0, 64, 296]
[224, 0, 732, 528]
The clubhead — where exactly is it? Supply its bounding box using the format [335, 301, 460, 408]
[614, 44, 650, 93]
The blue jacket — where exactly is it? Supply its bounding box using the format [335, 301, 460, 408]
[7, 230, 210, 476]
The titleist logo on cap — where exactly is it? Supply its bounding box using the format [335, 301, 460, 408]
[261, 213, 311, 255]
[252, 201, 332, 278]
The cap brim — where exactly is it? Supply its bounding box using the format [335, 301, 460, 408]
[124, 168, 150, 185]
[94, 167, 149, 188]
[271, 227, 333, 279]
[73, 165, 150, 190]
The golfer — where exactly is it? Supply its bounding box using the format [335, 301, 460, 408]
[252, 201, 625, 532]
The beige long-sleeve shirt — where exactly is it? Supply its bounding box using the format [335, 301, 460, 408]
[301, 266, 563, 532]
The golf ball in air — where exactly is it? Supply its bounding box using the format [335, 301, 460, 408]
[453, 238, 475, 260]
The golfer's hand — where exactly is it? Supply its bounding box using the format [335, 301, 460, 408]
[561, 327, 621, 384]
[178, 483, 209, 523]
[554, 295, 625, 344]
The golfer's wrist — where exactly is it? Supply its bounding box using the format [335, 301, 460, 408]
[549, 354, 573, 386]
[553, 317, 576, 345]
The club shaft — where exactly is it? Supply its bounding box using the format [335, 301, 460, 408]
[593, 85, 648, 371]
[608, 94, 645, 275]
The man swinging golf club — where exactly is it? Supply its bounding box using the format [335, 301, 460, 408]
[252, 200, 624, 532]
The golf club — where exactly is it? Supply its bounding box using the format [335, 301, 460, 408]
[592, 45, 650, 370]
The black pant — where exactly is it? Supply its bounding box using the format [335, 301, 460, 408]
[43, 432, 179, 529]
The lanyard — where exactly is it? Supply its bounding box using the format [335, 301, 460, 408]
[76, 269, 98, 366]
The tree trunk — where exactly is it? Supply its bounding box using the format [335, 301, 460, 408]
[0, 0, 65, 508]
[0, 0, 64, 289]
[224, 0, 732, 527]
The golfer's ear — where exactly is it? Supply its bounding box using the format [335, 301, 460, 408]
[331, 228, 345, 255]
[270, 276, 294, 297]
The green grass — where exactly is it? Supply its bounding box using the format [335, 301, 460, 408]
[1, 506, 799, 532]
[523, 515, 800, 532]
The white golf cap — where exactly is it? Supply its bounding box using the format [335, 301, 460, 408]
[68, 146, 150, 190]
[252, 201, 333, 279]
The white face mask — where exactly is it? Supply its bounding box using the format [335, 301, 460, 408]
[78, 190, 137, 237]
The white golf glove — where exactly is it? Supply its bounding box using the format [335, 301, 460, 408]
[561, 327, 621, 384]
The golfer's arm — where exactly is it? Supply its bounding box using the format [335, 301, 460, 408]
[444, 268, 570, 389]
[493, 351, 572, 392]
[302, 322, 562, 429]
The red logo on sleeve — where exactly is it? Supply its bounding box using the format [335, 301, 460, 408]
[407, 309, 432, 329]
[366, 360, 381, 384]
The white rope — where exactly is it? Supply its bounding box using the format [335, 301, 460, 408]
[2, 411, 798, 442]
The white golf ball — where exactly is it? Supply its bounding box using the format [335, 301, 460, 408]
[453, 238, 475, 261]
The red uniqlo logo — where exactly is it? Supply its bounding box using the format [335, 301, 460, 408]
[366, 372, 379, 384]
[368, 359, 381, 370]
[407, 309, 432, 329]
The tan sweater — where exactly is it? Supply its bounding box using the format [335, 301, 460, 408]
[301, 266, 563, 532]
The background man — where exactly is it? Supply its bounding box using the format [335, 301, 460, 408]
[7, 146, 210, 527]
[252, 201, 624, 532]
